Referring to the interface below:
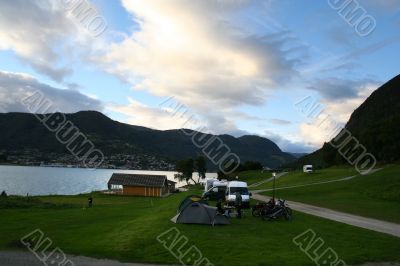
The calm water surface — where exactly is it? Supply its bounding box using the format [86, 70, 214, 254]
[0, 165, 217, 196]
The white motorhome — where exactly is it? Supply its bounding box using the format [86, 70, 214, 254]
[202, 180, 228, 201]
[213, 180, 228, 189]
[225, 181, 251, 208]
[204, 178, 218, 192]
[303, 165, 313, 173]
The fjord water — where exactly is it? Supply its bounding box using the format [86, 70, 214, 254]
[0, 165, 217, 196]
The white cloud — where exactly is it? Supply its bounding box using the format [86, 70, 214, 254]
[0, 70, 103, 113]
[99, 0, 303, 133]
[298, 82, 378, 148]
[106, 96, 254, 138]
[264, 130, 315, 153]
[106, 98, 193, 131]
[0, 1, 71, 81]
[0, 0, 105, 82]
[307, 78, 377, 101]
[270, 118, 291, 125]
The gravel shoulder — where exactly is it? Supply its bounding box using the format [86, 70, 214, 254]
[0, 251, 175, 266]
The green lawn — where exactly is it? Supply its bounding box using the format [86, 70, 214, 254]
[1, 191, 400, 265]
[233, 170, 273, 185]
[261, 165, 400, 223]
[252, 167, 358, 190]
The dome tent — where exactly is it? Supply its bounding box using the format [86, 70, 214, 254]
[178, 195, 208, 213]
[171, 202, 230, 226]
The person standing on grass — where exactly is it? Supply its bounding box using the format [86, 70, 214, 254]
[217, 199, 231, 217]
[217, 199, 224, 214]
[235, 192, 243, 219]
[88, 197, 93, 208]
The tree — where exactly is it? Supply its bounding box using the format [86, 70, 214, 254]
[175, 158, 195, 185]
[217, 159, 240, 180]
[242, 161, 263, 171]
[195, 156, 207, 183]
[217, 170, 225, 180]
[0, 154, 7, 162]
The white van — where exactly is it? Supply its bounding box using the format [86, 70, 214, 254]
[204, 178, 218, 192]
[225, 181, 251, 208]
[303, 165, 313, 173]
[202, 181, 228, 201]
[213, 180, 228, 189]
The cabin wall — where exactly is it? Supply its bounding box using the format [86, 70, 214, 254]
[169, 184, 176, 192]
[123, 186, 163, 197]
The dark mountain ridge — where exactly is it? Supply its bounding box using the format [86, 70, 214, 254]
[0, 111, 295, 169]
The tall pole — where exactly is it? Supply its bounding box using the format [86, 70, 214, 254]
[272, 172, 276, 201]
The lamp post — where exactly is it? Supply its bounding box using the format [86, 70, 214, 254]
[272, 172, 276, 201]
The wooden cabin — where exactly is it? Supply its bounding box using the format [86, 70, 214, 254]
[107, 173, 176, 197]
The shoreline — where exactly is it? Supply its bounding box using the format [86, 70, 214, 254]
[0, 163, 173, 171]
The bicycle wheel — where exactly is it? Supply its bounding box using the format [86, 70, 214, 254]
[252, 208, 260, 217]
[285, 207, 293, 221]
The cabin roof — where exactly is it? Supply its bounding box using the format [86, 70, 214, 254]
[108, 173, 174, 188]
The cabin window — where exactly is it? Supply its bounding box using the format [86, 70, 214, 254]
[111, 184, 123, 190]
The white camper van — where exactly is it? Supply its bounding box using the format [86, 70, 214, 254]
[203, 180, 228, 201]
[204, 178, 218, 192]
[225, 181, 251, 208]
[303, 165, 313, 173]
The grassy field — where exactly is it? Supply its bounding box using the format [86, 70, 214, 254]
[261, 165, 400, 223]
[235, 170, 275, 185]
[250, 167, 358, 190]
[1, 191, 400, 265]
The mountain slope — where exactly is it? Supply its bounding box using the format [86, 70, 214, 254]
[0, 111, 295, 169]
[293, 74, 400, 168]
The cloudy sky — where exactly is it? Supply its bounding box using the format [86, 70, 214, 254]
[0, 0, 399, 153]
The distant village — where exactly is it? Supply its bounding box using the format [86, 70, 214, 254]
[0, 149, 175, 170]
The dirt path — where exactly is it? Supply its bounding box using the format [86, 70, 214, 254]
[252, 193, 400, 238]
[0, 251, 175, 266]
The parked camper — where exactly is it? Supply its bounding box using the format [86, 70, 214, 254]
[225, 181, 251, 209]
[204, 178, 218, 192]
[303, 165, 313, 173]
[203, 180, 228, 201]
[214, 180, 228, 189]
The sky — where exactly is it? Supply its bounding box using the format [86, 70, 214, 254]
[0, 0, 399, 153]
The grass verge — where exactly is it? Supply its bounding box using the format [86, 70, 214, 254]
[0, 190, 399, 265]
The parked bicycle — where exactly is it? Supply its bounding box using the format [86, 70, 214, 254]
[252, 200, 274, 217]
[252, 199, 292, 221]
